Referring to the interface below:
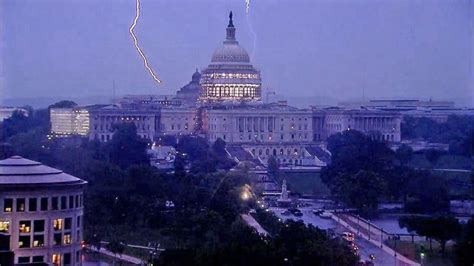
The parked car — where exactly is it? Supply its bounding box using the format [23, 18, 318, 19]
[319, 211, 332, 219]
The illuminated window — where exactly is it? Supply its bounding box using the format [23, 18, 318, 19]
[53, 219, 63, 231]
[17, 198, 25, 212]
[63, 233, 72, 245]
[0, 220, 10, 233]
[3, 199, 13, 212]
[18, 235, 31, 248]
[52, 254, 61, 266]
[19, 221, 31, 233]
[33, 235, 44, 247]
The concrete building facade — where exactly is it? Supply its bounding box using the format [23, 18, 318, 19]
[0, 156, 86, 265]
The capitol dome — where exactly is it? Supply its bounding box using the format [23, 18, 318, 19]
[199, 12, 262, 103]
[211, 43, 250, 64]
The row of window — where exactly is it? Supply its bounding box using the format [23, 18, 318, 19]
[18, 250, 80, 265]
[1, 216, 81, 234]
[209, 132, 310, 142]
[15, 217, 81, 248]
[3, 195, 83, 213]
[252, 148, 306, 157]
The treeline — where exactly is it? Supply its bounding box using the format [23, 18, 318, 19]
[321, 130, 452, 215]
[401, 115, 473, 156]
[0, 104, 360, 265]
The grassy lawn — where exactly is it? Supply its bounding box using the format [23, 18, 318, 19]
[385, 239, 454, 266]
[410, 154, 472, 170]
[283, 172, 330, 197]
[432, 170, 472, 197]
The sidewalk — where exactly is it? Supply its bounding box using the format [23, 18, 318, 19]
[90, 246, 144, 265]
[241, 213, 269, 236]
[331, 213, 420, 266]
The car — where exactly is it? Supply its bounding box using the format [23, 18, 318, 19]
[342, 231, 355, 242]
[293, 211, 303, 217]
[312, 209, 324, 215]
[319, 211, 332, 219]
[281, 210, 291, 216]
[288, 208, 300, 214]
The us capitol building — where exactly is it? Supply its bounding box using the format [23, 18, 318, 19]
[50, 12, 402, 167]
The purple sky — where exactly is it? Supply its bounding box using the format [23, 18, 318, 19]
[1, 0, 473, 106]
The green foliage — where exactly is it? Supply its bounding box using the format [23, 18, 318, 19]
[105, 123, 149, 169]
[322, 130, 450, 214]
[403, 170, 450, 214]
[401, 115, 474, 156]
[454, 218, 474, 266]
[399, 215, 462, 253]
[267, 156, 281, 183]
[176, 135, 235, 174]
[424, 149, 444, 167]
[331, 170, 386, 214]
[49, 100, 78, 109]
[1, 109, 49, 141]
[158, 214, 359, 266]
[322, 130, 393, 212]
[395, 144, 414, 166]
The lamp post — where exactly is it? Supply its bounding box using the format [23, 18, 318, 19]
[380, 228, 384, 248]
[368, 220, 371, 240]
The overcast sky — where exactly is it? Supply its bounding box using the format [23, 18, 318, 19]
[1, 0, 473, 106]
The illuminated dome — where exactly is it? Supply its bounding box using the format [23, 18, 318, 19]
[200, 12, 262, 103]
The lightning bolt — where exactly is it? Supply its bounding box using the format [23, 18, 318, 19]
[245, 0, 257, 61]
[129, 0, 161, 84]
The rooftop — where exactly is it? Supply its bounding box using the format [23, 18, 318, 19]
[0, 156, 86, 186]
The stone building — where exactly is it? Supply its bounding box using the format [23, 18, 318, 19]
[319, 108, 402, 142]
[0, 156, 86, 265]
[88, 105, 160, 142]
[199, 12, 262, 102]
[176, 70, 202, 107]
[203, 102, 312, 144]
[159, 108, 197, 137]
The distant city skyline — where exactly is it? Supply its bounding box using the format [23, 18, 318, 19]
[1, 0, 473, 106]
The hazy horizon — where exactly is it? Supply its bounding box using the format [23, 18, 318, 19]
[1, 0, 473, 107]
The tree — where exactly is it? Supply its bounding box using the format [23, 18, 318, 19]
[0, 143, 14, 159]
[267, 156, 281, 183]
[212, 138, 227, 156]
[424, 149, 443, 168]
[404, 170, 449, 214]
[106, 123, 149, 169]
[49, 100, 78, 109]
[328, 170, 386, 213]
[106, 240, 126, 265]
[399, 216, 461, 253]
[455, 218, 474, 266]
[395, 144, 413, 166]
[321, 130, 393, 209]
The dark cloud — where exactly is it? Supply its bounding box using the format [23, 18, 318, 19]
[1, 0, 472, 106]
